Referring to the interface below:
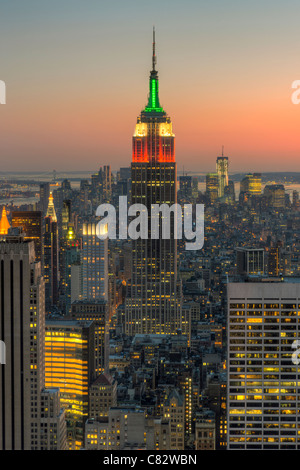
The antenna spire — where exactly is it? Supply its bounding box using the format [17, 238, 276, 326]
[152, 26, 156, 71]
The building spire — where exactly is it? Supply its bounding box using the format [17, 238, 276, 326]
[152, 26, 156, 72]
[143, 28, 164, 114]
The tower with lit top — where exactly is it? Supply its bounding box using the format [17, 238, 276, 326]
[126, 29, 182, 336]
[43, 192, 59, 312]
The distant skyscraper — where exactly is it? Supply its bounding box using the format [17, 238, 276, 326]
[264, 184, 285, 209]
[267, 242, 282, 277]
[227, 280, 300, 449]
[240, 173, 262, 196]
[179, 175, 192, 199]
[125, 30, 182, 335]
[206, 173, 219, 203]
[216, 149, 229, 198]
[99, 165, 112, 203]
[39, 182, 50, 216]
[12, 211, 43, 262]
[60, 224, 81, 315]
[43, 193, 59, 311]
[81, 222, 108, 302]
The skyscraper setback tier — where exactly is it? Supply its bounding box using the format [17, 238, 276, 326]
[125, 31, 182, 335]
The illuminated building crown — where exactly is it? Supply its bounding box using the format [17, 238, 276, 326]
[46, 192, 57, 222]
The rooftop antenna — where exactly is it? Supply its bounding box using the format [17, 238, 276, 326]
[222, 145, 224, 157]
[152, 26, 156, 71]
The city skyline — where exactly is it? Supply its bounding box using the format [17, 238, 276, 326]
[1, 0, 300, 173]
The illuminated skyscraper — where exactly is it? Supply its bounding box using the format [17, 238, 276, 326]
[125, 30, 182, 335]
[206, 173, 219, 204]
[12, 210, 43, 262]
[227, 280, 300, 449]
[240, 173, 262, 196]
[216, 149, 229, 198]
[43, 193, 59, 312]
[81, 222, 108, 302]
[45, 319, 95, 450]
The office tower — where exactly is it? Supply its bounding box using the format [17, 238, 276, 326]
[264, 184, 286, 209]
[102, 165, 112, 202]
[0, 238, 66, 450]
[162, 390, 185, 450]
[206, 173, 219, 203]
[292, 190, 299, 208]
[125, 30, 182, 335]
[227, 280, 300, 449]
[61, 199, 72, 237]
[88, 373, 117, 418]
[12, 210, 43, 262]
[240, 173, 262, 196]
[224, 180, 235, 203]
[81, 222, 108, 302]
[45, 319, 95, 450]
[39, 182, 50, 216]
[59, 223, 81, 315]
[71, 300, 109, 375]
[202, 374, 227, 449]
[79, 180, 91, 216]
[236, 247, 265, 276]
[43, 193, 59, 312]
[0, 239, 39, 449]
[119, 167, 131, 180]
[179, 175, 192, 199]
[267, 242, 282, 276]
[39, 388, 67, 450]
[216, 150, 229, 198]
[0, 206, 10, 235]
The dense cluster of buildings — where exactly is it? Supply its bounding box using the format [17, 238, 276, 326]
[1, 34, 300, 451]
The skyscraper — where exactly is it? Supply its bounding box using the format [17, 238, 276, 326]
[0, 238, 66, 450]
[240, 173, 262, 196]
[125, 30, 182, 335]
[45, 319, 95, 450]
[81, 222, 108, 302]
[71, 300, 109, 375]
[43, 193, 59, 312]
[227, 279, 300, 449]
[206, 173, 219, 204]
[216, 149, 229, 198]
[12, 210, 43, 262]
[39, 182, 50, 216]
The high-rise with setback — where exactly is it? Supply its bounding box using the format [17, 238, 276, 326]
[125, 30, 182, 335]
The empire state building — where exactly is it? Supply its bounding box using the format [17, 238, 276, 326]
[125, 30, 182, 336]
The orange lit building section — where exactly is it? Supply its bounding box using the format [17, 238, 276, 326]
[133, 120, 175, 163]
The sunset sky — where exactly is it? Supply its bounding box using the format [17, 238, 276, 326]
[1, 0, 300, 173]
